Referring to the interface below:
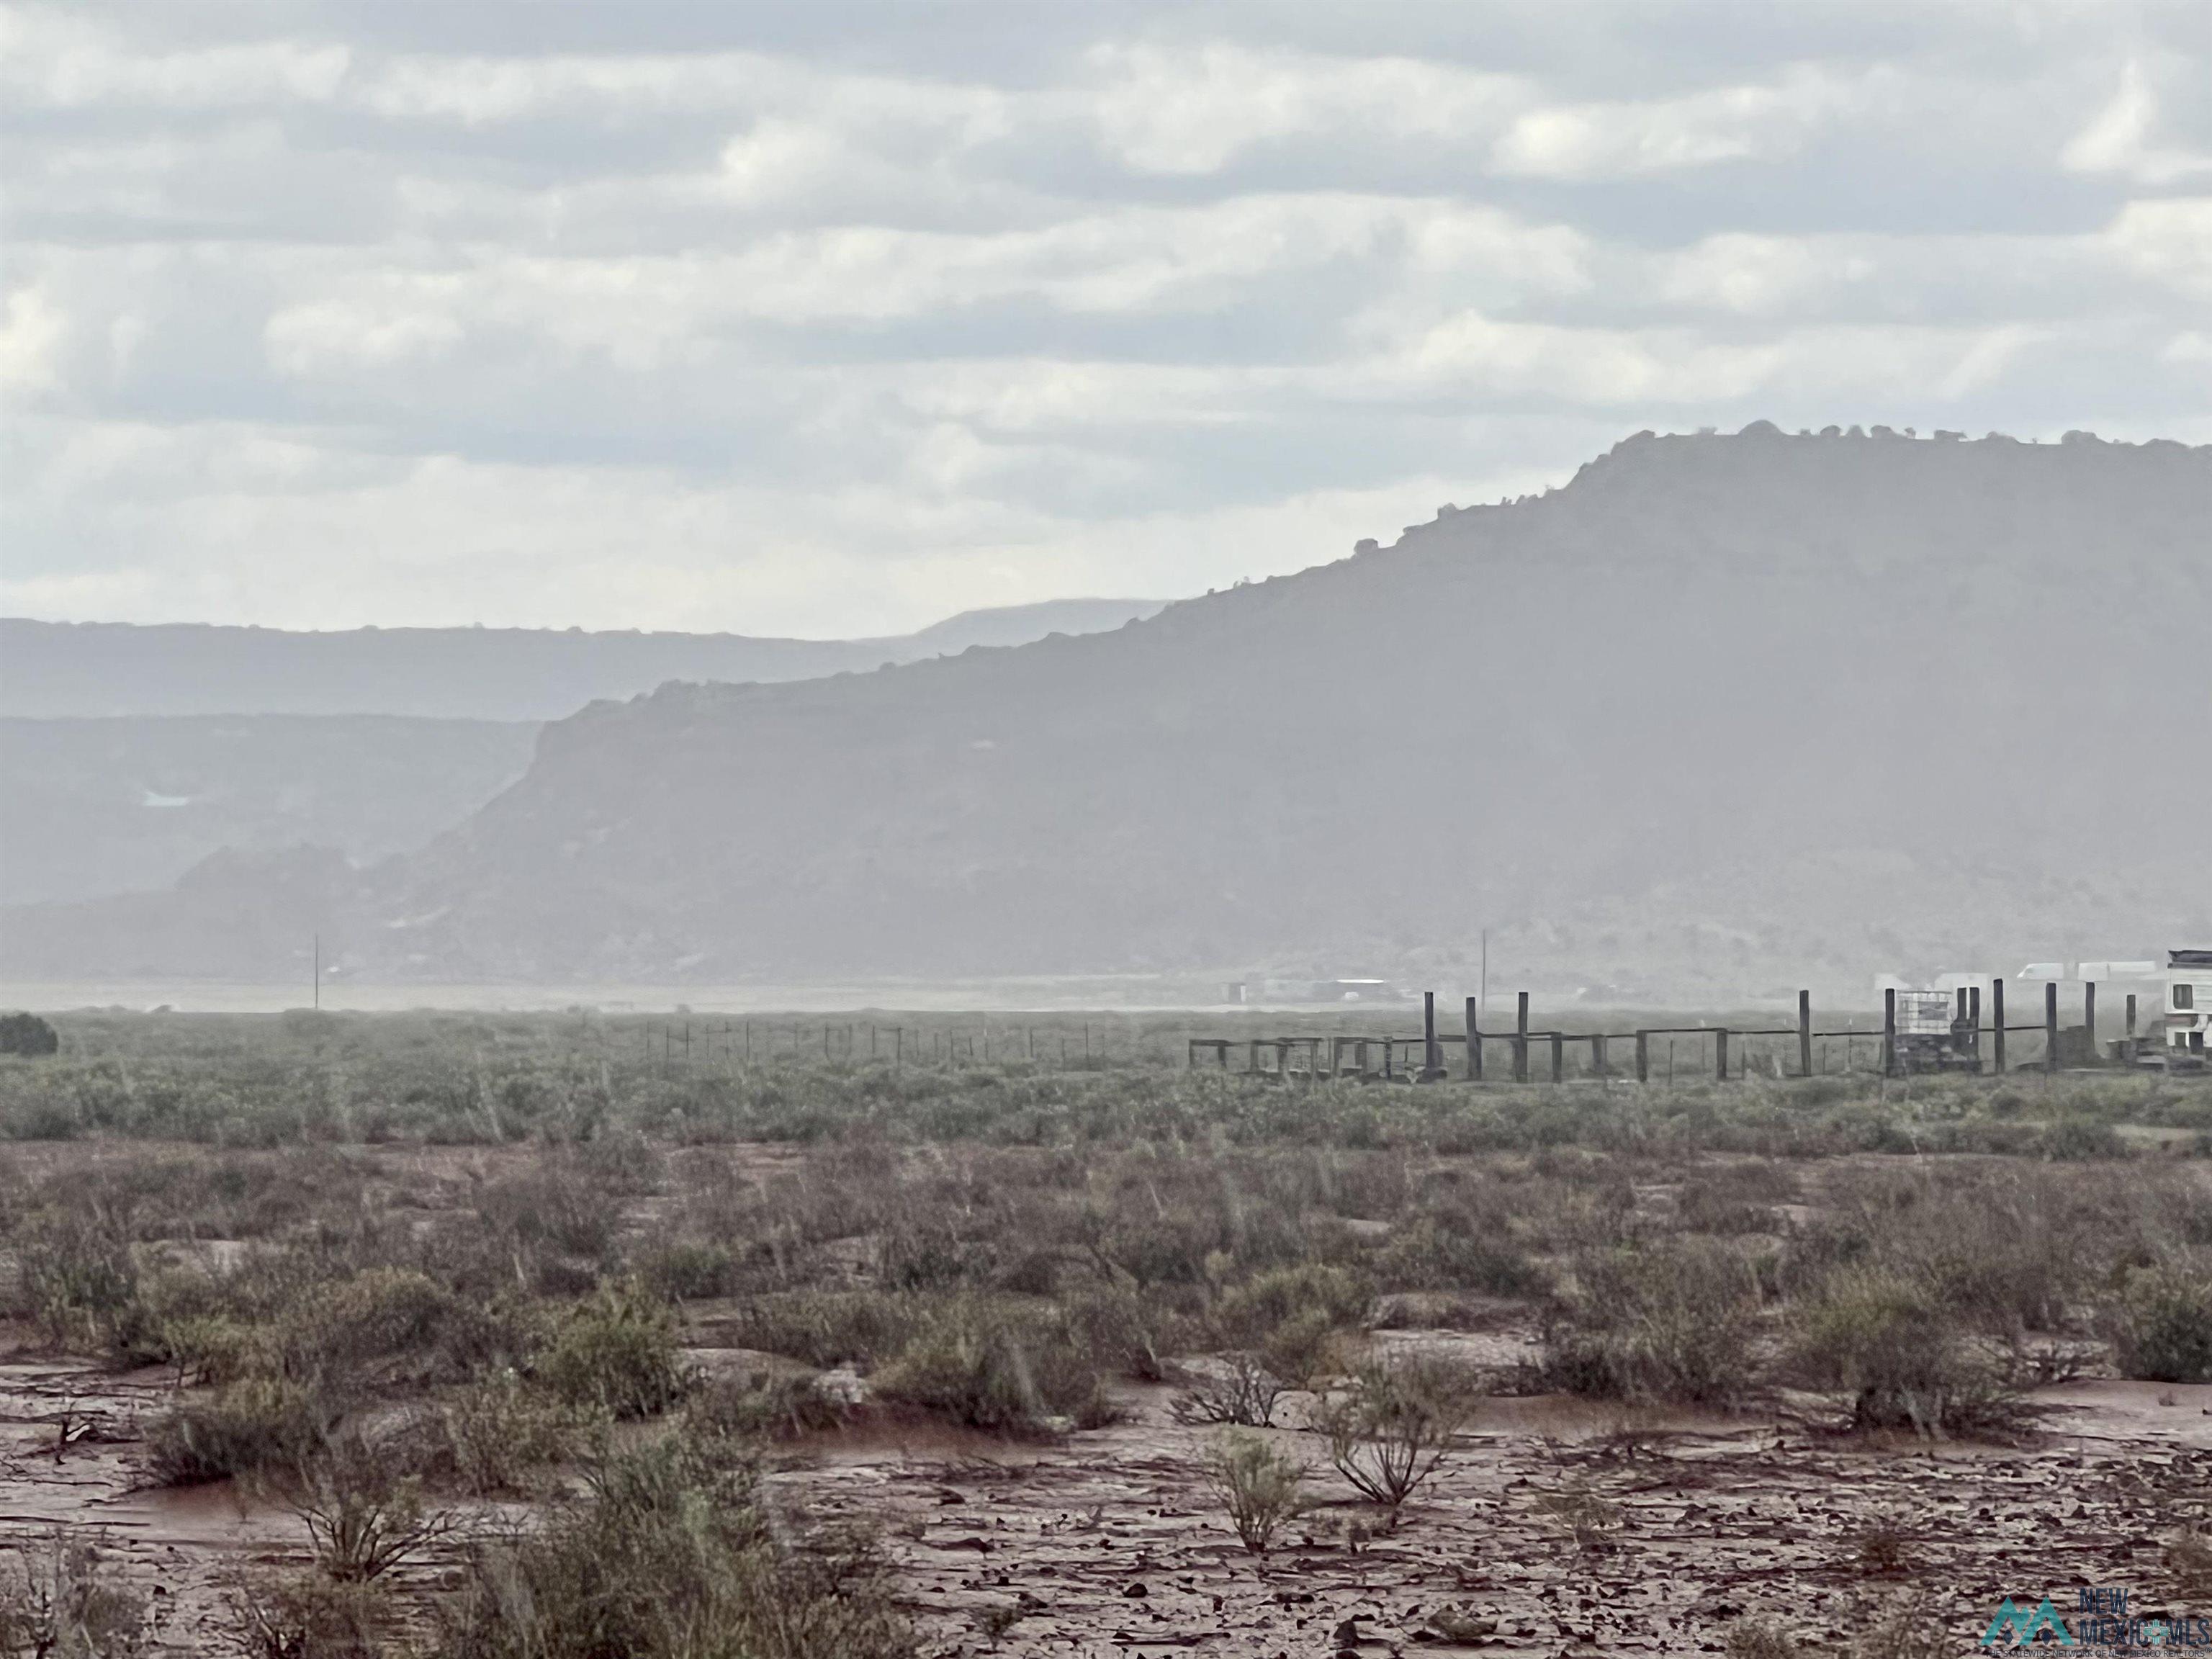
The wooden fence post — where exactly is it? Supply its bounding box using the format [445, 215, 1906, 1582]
[1881, 989, 1897, 1077]
[1550, 1031, 1564, 1083]
[1592, 1033, 1607, 1078]
[1992, 979, 2006, 1074]
[1715, 1028, 1730, 1082]
[1422, 991, 1442, 1081]
[2085, 981, 2097, 1061]
[1464, 997, 1482, 1082]
[2045, 981, 2059, 1073]
[1514, 992, 1530, 1084]
[1798, 990, 1812, 1078]
[1635, 1030, 1650, 1083]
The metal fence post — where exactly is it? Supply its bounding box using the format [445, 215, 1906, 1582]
[2045, 980, 2059, 1073]
[1881, 988, 1897, 1077]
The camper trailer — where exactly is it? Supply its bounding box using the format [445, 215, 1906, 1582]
[2170, 950, 2212, 1061]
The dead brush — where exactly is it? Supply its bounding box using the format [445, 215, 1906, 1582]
[271, 1437, 457, 1583]
[1169, 1351, 1286, 1427]
[1722, 1615, 1801, 1658]
[1847, 1511, 1916, 1577]
[0, 1531, 149, 1658]
[2167, 1523, 2212, 1598]
[1532, 1480, 1622, 1555]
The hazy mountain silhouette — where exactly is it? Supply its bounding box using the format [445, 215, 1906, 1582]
[0, 598, 1168, 721]
[0, 598, 1162, 909]
[0, 716, 539, 906]
[6, 428, 2206, 999]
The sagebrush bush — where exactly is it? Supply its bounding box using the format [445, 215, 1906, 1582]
[439, 1429, 914, 1659]
[1310, 1354, 1470, 1509]
[1791, 1270, 2021, 1437]
[688, 1366, 853, 1442]
[2113, 1267, 2212, 1383]
[1200, 1429, 1310, 1552]
[1542, 1238, 1761, 1404]
[536, 1283, 694, 1419]
[145, 1377, 330, 1486]
[873, 1298, 1115, 1434]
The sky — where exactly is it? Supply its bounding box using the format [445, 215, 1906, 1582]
[2, 2, 2208, 638]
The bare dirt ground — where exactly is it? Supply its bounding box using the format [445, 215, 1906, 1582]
[7, 1330, 2201, 1658]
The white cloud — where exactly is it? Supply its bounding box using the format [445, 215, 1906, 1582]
[1088, 41, 1522, 174]
[0, 284, 68, 397]
[1, 4, 2206, 633]
[1491, 73, 1858, 179]
[2103, 197, 2212, 302]
[2, 8, 349, 112]
[2062, 59, 2212, 186]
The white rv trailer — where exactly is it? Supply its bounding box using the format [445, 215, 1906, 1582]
[2170, 950, 2212, 1058]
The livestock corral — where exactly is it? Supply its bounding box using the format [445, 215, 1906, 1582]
[4, 1007, 2212, 1657]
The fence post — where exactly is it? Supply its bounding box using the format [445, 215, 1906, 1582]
[2126, 992, 2139, 1063]
[1422, 991, 1442, 1081]
[1550, 1031, 1564, 1083]
[1992, 979, 2006, 1074]
[2046, 981, 2060, 1073]
[1592, 1033, 1607, 1078]
[1715, 1028, 1730, 1082]
[1798, 990, 1812, 1078]
[1969, 986, 1982, 1070]
[1881, 989, 1897, 1077]
[1635, 1030, 1650, 1083]
[2085, 980, 2097, 1062]
[1514, 992, 1530, 1084]
[1464, 997, 1482, 1082]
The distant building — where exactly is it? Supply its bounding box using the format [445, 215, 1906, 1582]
[2169, 950, 2212, 1057]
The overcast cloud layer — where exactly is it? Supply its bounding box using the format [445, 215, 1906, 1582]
[3, 2, 2208, 636]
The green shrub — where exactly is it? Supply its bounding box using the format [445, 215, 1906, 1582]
[719, 1290, 923, 1370]
[145, 1377, 331, 1486]
[873, 1298, 1114, 1434]
[439, 1430, 913, 1659]
[15, 1214, 145, 1356]
[1200, 1429, 1310, 1552]
[279, 1267, 520, 1393]
[1371, 1218, 1542, 1296]
[634, 1238, 740, 1302]
[1217, 1264, 1370, 1339]
[0, 1012, 60, 1058]
[1791, 1271, 2020, 1437]
[2113, 1267, 2212, 1383]
[688, 1366, 853, 1442]
[536, 1284, 693, 1420]
[1542, 1238, 1761, 1404]
[442, 1372, 574, 1495]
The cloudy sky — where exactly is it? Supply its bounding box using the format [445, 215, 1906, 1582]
[3, 3, 2207, 637]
